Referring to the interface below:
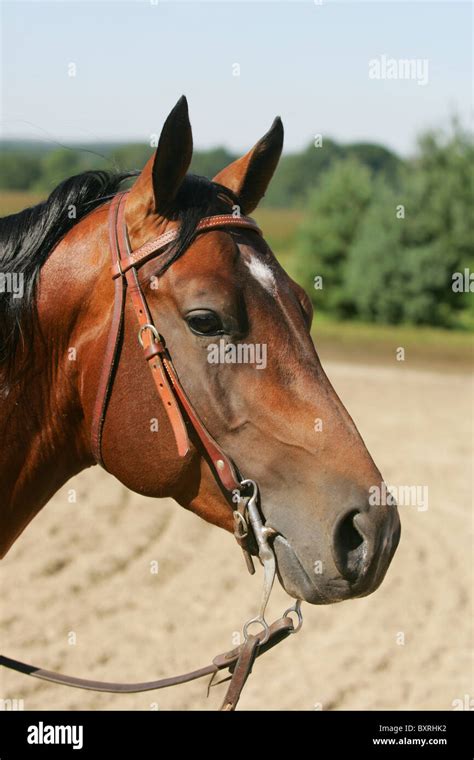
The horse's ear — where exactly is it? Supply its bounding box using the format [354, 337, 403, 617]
[127, 95, 193, 217]
[213, 117, 283, 214]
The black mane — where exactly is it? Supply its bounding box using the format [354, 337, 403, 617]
[0, 170, 134, 390]
[0, 169, 239, 391]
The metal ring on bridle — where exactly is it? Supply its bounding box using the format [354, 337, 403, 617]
[233, 510, 248, 539]
[138, 323, 160, 348]
[239, 478, 258, 500]
[243, 616, 270, 644]
[283, 600, 303, 634]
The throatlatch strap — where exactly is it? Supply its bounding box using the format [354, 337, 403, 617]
[90, 193, 127, 467]
[116, 196, 190, 458]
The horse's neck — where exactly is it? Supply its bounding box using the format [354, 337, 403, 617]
[0, 358, 90, 556]
[0, 213, 108, 557]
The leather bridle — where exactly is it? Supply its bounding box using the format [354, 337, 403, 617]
[0, 190, 303, 711]
[91, 191, 260, 570]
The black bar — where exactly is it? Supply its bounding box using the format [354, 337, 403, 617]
[0, 710, 472, 757]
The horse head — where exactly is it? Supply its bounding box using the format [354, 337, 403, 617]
[77, 97, 400, 604]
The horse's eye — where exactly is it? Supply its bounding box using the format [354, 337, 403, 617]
[186, 311, 224, 336]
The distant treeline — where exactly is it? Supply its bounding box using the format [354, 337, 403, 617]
[1, 123, 472, 329]
[0, 138, 401, 208]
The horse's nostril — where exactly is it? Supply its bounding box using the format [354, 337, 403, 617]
[333, 510, 366, 582]
[337, 510, 364, 551]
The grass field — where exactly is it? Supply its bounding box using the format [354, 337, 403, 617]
[254, 207, 305, 258]
[1, 191, 472, 372]
[313, 315, 473, 373]
[0, 190, 44, 216]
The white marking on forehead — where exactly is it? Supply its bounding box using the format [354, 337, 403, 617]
[243, 254, 277, 295]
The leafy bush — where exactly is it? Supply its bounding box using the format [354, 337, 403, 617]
[0, 154, 42, 190]
[295, 159, 373, 316]
[296, 122, 473, 327]
[345, 124, 474, 326]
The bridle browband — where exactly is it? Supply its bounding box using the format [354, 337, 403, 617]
[0, 190, 303, 711]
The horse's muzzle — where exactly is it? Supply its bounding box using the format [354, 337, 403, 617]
[271, 505, 401, 605]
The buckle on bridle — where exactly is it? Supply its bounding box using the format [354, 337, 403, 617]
[233, 510, 248, 540]
[138, 323, 161, 348]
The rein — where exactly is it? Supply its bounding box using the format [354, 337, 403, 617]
[0, 191, 303, 710]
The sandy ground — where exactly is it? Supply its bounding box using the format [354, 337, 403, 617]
[1, 360, 472, 711]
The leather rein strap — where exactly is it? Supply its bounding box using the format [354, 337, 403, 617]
[0, 617, 294, 710]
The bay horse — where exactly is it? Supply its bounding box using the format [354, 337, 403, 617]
[0, 97, 400, 708]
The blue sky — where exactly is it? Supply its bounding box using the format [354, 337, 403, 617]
[1, 1, 471, 156]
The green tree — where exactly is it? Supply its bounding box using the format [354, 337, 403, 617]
[345, 124, 474, 326]
[295, 158, 373, 315]
[35, 149, 83, 191]
[345, 143, 401, 185]
[111, 143, 153, 173]
[263, 140, 401, 208]
[264, 140, 345, 208]
[191, 148, 236, 180]
[0, 153, 42, 190]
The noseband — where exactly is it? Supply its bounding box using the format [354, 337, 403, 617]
[0, 191, 303, 711]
